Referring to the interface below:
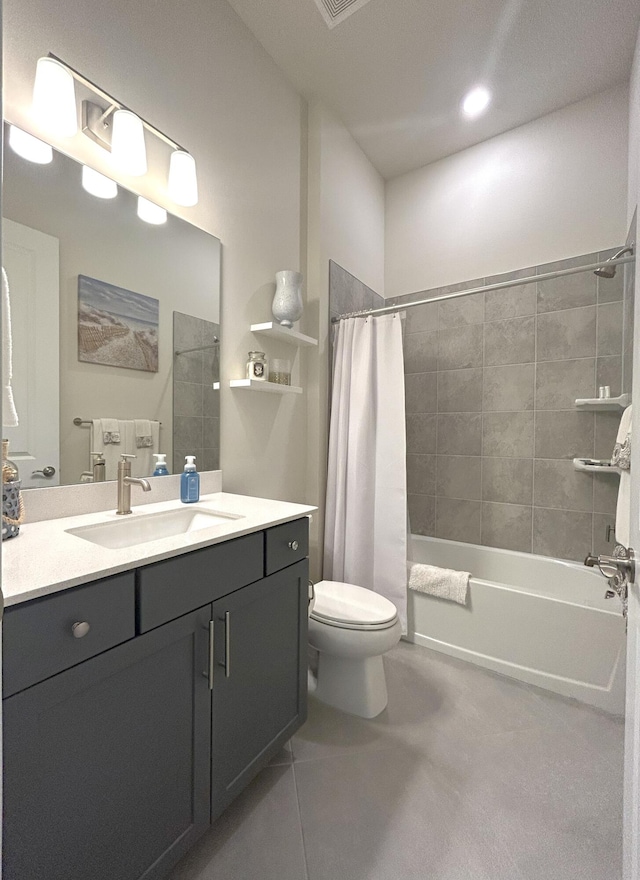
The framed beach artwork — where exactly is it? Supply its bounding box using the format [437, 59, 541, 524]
[78, 275, 159, 372]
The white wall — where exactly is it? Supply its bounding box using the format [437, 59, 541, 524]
[629, 31, 640, 227]
[3, 0, 306, 502]
[305, 101, 385, 576]
[385, 85, 629, 296]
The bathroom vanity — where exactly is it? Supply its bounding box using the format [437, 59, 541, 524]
[1, 492, 314, 880]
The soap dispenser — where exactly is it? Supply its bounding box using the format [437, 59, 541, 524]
[181, 455, 200, 503]
[152, 454, 169, 476]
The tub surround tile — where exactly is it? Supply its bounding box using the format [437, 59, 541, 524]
[593, 513, 617, 556]
[483, 364, 534, 412]
[438, 324, 483, 370]
[173, 381, 204, 418]
[484, 272, 537, 322]
[536, 255, 597, 312]
[593, 473, 620, 516]
[533, 460, 594, 512]
[597, 302, 623, 356]
[405, 301, 439, 335]
[405, 372, 438, 414]
[437, 368, 483, 413]
[594, 412, 622, 460]
[407, 454, 437, 496]
[536, 306, 596, 362]
[481, 503, 533, 553]
[482, 458, 533, 505]
[596, 357, 622, 398]
[535, 359, 596, 410]
[408, 494, 436, 536]
[533, 508, 593, 562]
[597, 250, 624, 303]
[436, 455, 482, 501]
[436, 412, 483, 456]
[404, 330, 439, 373]
[436, 497, 482, 544]
[438, 291, 485, 327]
[407, 413, 438, 454]
[534, 411, 594, 460]
[483, 316, 535, 366]
[482, 412, 534, 458]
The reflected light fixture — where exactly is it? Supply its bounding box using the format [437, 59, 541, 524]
[168, 150, 198, 207]
[8, 125, 53, 164]
[33, 57, 78, 137]
[137, 196, 167, 225]
[461, 86, 492, 119]
[111, 109, 147, 177]
[82, 165, 118, 199]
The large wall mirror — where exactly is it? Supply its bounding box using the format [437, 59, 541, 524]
[2, 123, 221, 488]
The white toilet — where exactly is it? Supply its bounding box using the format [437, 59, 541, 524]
[308, 580, 402, 718]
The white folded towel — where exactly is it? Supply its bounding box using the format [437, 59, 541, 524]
[130, 420, 160, 477]
[408, 562, 470, 605]
[612, 405, 632, 548]
[2, 268, 19, 427]
[92, 419, 124, 480]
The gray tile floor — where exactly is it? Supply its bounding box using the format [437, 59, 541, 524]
[169, 640, 624, 880]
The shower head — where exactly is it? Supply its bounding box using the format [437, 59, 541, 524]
[594, 245, 634, 278]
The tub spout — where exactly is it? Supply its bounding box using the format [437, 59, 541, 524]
[584, 554, 599, 568]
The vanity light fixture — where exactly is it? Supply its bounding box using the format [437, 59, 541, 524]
[30, 54, 198, 205]
[8, 125, 53, 164]
[168, 150, 198, 207]
[32, 57, 79, 137]
[461, 85, 492, 119]
[81, 165, 118, 199]
[137, 196, 167, 225]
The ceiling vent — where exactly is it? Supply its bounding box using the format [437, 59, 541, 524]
[313, 0, 375, 29]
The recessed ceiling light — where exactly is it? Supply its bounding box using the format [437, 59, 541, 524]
[461, 86, 491, 119]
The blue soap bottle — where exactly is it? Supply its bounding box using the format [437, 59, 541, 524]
[181, 455, 200, 503]
[152, 454, 169, 476]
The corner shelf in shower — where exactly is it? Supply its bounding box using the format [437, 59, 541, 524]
[574, 394, 629, 411]
[572, 458, 621, 474]
[229, 378, 303, 394]
[250, 322, 318, 348]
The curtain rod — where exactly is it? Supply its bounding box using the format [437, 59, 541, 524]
[331, 255, 635, 323]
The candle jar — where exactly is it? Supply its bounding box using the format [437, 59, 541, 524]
[246, 351, 267, 381]
[268, 358, 291, 385]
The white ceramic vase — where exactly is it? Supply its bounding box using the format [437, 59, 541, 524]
[272, 270, 303, 328]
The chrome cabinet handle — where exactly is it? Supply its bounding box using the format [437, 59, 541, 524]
[288, 540, 299, 551]
[72, 621, 90, 639]
[218, 612, 231, 678]
[208, 620, 215, 690]
[32, 466, 56, 478]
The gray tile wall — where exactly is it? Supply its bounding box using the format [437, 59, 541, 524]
[172, 312, 220, 475]
[329, 261, 385, 326]
[388, 249, 632, 563]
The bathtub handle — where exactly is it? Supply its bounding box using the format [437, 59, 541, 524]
[584, 548, 635, 583]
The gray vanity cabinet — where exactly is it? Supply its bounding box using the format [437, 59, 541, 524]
[211, 558, 308, 819]
[3, 605, 212, 880]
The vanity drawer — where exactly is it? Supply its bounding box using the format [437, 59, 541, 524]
[265, 518, 309, 575]
[3, 572, 136, 698]
[137, 531, 264, 632]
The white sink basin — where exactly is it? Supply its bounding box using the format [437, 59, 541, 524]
[66, 507, 244, 550]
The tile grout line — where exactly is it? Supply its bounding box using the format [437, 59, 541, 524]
[291, 757, 311, 880]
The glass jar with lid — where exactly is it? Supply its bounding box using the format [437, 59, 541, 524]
[246, 351, 267, 381]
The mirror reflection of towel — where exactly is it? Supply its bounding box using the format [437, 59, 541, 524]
[91, 419, 160, 479]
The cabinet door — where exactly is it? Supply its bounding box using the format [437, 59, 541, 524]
[3, 607, 212, 880]
[211, 559, 308, 819]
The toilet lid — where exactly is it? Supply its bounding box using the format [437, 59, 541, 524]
[310, 581, 398, 627]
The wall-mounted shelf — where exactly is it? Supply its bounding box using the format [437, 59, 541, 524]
[250, 322, 317, 348]
[575, 394, 629, 411]
[230, 379, 303, 395]
[573, 458, 620, 474]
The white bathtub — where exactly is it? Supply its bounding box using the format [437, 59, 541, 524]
[406, 535, 627, 714]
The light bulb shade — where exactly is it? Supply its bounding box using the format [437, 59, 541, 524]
[137, 197, 167, 225]
[32, 57, 78, 137]
[82, 166, 118, 199]
[168, 150, 198, 206]
[111, 109, 147, 176]
[8, 125, 53, 164]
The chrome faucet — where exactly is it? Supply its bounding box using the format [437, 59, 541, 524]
[116, 454, 151, 515]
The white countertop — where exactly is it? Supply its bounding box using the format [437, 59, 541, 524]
[2, 492, 316, 607]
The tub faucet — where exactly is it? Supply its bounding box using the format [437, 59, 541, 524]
[116, 454, 151, 515]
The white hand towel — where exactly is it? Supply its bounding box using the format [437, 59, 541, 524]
[91, 419, 124, 481]
[612, 405, 632, 548]
[2, 268, 19, 427]
[408, 563, 470, 605]
[128, 420, 160, 478]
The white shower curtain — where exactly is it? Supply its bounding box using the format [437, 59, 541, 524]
[324, 314, 407, 632]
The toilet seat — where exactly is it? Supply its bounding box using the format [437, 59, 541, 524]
[310, 580, 399, 631]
